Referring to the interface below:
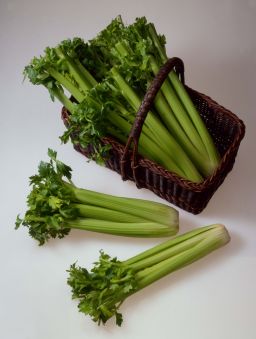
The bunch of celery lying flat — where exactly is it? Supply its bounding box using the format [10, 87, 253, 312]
[68, 224, 230, 326]
[24, 16, 220, 183]
[15, 149, 179, 244]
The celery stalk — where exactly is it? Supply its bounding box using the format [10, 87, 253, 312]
[110, 67, 203, 183]
[136, 224, 230, 288]
[65, 218, 176, 237]
[150, 56, 208, 158]
[67, 224, 230, 326]
[72, 185, 179, 227]
[16, 150, 179, 245]
[169, 71, 221, 170]
[148, 23, 220, 172]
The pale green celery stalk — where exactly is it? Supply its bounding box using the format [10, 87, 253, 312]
[129, 235, 203, 271]
[150, 56, 208, 157]
[47, 68, 84, 102]
[110, 67, 203, 183]
[73, 203, 149, 223]
[148, 23, 220, 171]
[153, 89, 212, 177]
[115, 103, 155, 143]
[106, 125, 128, 144]
[65, 218, 176, 237]
[49, 86, 76, 114]
[56, 47, 92, 94]
[113, 100, 185, 167]
[114, 42, 210, 176]
[114, 40, 132, 59]
[109, 100, 166, 147]
[106, 124, 185, 178]
[124, 224, 219, 266]
[73, 58, 98, 88]
[130, 224, 230, 289]
[115, 42, 209, 177]
[69, 184, 179, 228]
[107, 112, 186, 178]
[110, 67, 166, 146]
[168, 71, 220, 171]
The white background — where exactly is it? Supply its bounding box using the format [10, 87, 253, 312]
[1, 1, 256, 338]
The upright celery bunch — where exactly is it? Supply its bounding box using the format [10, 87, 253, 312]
[15, 149, 179, 245]
[68, 224, 230, 326]
[24, 37, 202, 182]
[23, 16, 220, 182]
[84, 16, 220, 176]
[82, 17, 207, 180]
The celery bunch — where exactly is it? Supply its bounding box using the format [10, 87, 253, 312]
[15, 150, 178, 244]
[24, 16, 220, 183]
[86, 16, 220, 176]
[68, 224, 230, 326]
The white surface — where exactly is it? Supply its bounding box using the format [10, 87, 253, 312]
[1, 1, 256, 338]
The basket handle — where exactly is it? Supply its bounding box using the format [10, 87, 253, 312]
[120, 57, 185, 187]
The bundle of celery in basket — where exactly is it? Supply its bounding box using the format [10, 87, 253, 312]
[24, 16, 220, 183]
[15, 150, 179, 244]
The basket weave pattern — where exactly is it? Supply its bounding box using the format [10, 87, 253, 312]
[62, 58, 245, 214]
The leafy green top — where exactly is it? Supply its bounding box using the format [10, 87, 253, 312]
[82, 15, 126, 81]
[23, 37, 90, 101]
[60, 81, 128, 163]
[23, 16, 168, 165]
[23, 49, 61, 101]
[67, 251, 137, 326]
[82, 16, 167, 92]
[15, 149, 77, 245]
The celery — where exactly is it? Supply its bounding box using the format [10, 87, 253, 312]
[24, 38, 202, 182]
[110, 67, 203, 182]
[24, 18, 219, 180]
[15, 149, 179, 245]
[67, 224, 230, 326]
[148, 21, 220, 171]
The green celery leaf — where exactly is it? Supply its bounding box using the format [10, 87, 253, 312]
[67, 251, 138, 326]
[16, 150, 78, 245]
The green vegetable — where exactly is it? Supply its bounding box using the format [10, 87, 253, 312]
[85, 16, 219, 176]
[24, 16, 220, 182]
[15, 149, 179, 245]
[146, 19, 221, 171]
[67, 224, 230, 326]
[23, 36, 203, 183]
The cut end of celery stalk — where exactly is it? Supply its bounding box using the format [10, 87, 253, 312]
[168, 208, 179, 231]
[210, 223, 231, 245]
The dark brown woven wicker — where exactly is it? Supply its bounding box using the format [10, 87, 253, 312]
[61, 57, 245, 214]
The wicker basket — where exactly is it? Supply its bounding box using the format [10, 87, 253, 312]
[62, 58, 245, 214]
